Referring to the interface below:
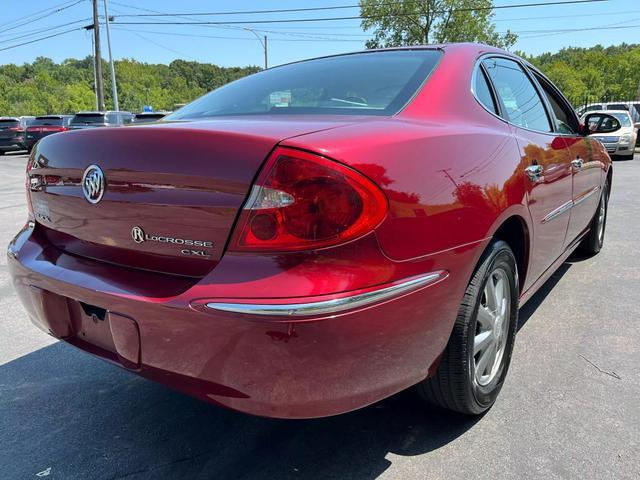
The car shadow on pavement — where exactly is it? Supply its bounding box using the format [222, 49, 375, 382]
[517, 262, 571, 332]
[1, 340, 482, 480]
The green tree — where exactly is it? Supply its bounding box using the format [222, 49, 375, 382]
[521, 43, 640, 104]
[359, 0, 517, 49]
[0, 56, 260, 116]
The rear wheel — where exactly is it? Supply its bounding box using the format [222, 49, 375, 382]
[417, 240, 518, 415]
[579, 180, 609, 256]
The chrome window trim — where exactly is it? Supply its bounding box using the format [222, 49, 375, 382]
[206, 271, 448, 317]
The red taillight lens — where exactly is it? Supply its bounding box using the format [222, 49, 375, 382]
[230, 147, 388, 252]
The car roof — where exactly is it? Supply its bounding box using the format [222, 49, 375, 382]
[587, 110, 631, 116]
[75, 111, 132, 115]
[259, 42, 507, 73]
[35, 114, 72, 119]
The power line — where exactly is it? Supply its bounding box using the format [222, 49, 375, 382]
[110, 0, 609, 18]
[111, 26, 364, 43]
[0, 0, 79, 29]
[125, 30, 198, 60]
[0, 19, 90, 45]
[113, 3, 372, 17]
[0, 0, 85, 35]
[0, 27, 83, 52]
[112, 0, 610, 25]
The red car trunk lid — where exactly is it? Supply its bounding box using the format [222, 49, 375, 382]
[28, 118, 353, 277]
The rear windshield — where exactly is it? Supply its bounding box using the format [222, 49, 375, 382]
[31, 117, 65, 126]
[167, 50, 442, 119]
[71, 114, 105, 124]
[0, 120, 19, 127]
[133, 114, 165, 123]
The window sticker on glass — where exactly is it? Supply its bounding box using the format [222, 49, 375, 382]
[270, 91, 292, 107]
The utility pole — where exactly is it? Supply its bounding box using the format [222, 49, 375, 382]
[264, 35, 268, 70]
[92, 0, 105, 111]
[244, 28, 268, 69]
[103, 0, 119, 111]
[90, 33, 98, 110]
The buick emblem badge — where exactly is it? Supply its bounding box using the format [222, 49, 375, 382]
[131, 226, 145, 244]
[81, 164, 105, 204]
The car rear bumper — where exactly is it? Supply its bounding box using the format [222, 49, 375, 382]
[0, 138, 25, 151]
[7, 222, 479, 418]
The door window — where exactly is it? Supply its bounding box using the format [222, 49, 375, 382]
[483, 57, 552, 132]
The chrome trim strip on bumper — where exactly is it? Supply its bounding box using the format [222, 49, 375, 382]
[542, 185, 601, 224]
[205, 271, 448, 317]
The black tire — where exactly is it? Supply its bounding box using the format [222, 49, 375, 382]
[579, 180, 609, 256]
[417, 240, 519, 415]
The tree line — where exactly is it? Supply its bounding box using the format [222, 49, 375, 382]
[0, 57, 260, 116]
[521, 44, 640, 106]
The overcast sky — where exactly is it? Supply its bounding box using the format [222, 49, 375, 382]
[1, 0, 638, 67]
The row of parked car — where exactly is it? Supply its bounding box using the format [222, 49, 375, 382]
[0, 110, 168, 155]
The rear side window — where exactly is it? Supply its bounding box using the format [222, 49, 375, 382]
[71, 114, 105, 124]
[584, 104, 603, 113]
[533, 73, 579, 135]
[474, 67, 498, 114]
[483, 57, 552, 132]
[31, 117, 64, 126]
[167, 50, 442, 119]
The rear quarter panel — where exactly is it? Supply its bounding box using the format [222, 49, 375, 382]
[282, 115, 527, 262]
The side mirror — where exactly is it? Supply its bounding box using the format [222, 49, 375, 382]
[582, 113, 621, 136]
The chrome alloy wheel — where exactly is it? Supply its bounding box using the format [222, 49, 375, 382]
[473, 268, 511, 387]
[597, 185, 607, 245]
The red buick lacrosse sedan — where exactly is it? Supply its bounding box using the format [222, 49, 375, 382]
[8, 43, 615, 418]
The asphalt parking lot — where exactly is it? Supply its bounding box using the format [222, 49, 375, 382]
[1, 150, 639, 480]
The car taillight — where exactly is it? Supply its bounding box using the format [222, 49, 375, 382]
[230, 147, 388, 252]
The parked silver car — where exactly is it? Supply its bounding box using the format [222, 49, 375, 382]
[69, 111, 133, 130]
[583, 110, 637, 159]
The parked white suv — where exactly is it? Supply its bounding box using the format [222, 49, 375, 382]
[583, 110, 637, 159]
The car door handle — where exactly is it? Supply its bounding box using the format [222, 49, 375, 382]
[571, 158, 583, 169]
[525, 164, 543, 180]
